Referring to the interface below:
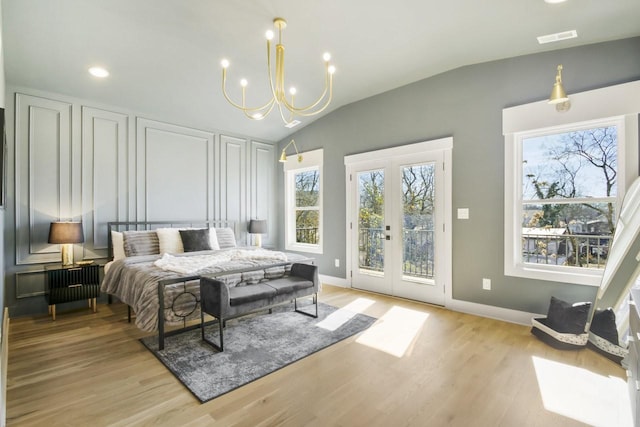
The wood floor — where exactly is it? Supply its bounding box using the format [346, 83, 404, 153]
[6, 285, 631, 426]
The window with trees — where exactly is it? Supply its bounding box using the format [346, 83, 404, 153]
[521, 121, 619, 270]
[284, 149, 323, 253]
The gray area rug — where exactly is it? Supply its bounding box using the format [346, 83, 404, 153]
[140, 302, 376, 403]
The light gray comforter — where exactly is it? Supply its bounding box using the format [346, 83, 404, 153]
[100, 248, 309, 332]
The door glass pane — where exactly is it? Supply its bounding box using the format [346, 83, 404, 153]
[358, 170, 385, 274]
[402, 163, 435, 281]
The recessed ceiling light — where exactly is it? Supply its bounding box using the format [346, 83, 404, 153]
[544, 0, 568, 3]
[537, 30, 578, 44]
[88, 67, 109, 78]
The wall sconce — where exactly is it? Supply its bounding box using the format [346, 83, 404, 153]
[279, 139, 303, 163]
[249, 219, 268, 247]
[48, 222, 84, 266]
[548, 64, 571, 112]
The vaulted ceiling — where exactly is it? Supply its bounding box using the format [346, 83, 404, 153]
[4, 0, 640, 141]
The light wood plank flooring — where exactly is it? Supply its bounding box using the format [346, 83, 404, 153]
[6, 286, 630, 426]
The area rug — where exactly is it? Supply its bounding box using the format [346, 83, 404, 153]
[140, 302, 377, 403]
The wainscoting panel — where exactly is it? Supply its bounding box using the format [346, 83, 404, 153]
[81, 107, 129, 259]
[250, 140, 276, 247]
[15, 94, 73, 265]
[15, 271, 45, 299]
[220, 135, 248, 241]
[136, 118, 216, 222]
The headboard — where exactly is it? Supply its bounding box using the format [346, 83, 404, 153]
[107, 220, 236, 260]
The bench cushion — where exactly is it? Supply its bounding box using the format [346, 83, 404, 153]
[229, 283, 277, 306]
[266, 276, 314, 294]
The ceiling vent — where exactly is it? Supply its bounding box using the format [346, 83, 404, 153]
[284, 120, 301, 128]
[537, 30, 578, 44]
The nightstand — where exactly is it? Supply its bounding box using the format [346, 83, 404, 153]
[45, 263, 101, 320]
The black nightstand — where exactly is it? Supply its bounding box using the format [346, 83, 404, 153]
[45, 263, 101, 320]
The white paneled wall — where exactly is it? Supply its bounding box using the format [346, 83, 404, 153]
[251, 140, 277, 247]
[15, 94, 74, 265]
[136, 118, 216, 223]
[10, 90, 276, 285]
[81, 107, 129, 258]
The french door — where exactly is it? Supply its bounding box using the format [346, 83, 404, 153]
[345, 139, 451, 305]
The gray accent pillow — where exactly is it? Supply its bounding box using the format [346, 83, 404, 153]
[179, 228, 212, 252]
[215, 227, 237, 249]
[546, 296, 591, 334]
[123, 230, 160, 257]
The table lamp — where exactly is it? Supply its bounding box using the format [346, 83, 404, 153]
[249, 219, 267, 247]
[48, 222, 84, 266]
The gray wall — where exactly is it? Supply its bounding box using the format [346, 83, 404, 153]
[279, 37, 640, 315]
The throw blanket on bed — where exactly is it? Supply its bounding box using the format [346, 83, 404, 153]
[154, 249, 288, 274]
[100, 248, 308, 332]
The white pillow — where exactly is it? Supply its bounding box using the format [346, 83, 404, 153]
[156, 228, 184, 254]
[208, 227, 220, 250]
[111, 231, 126, 260]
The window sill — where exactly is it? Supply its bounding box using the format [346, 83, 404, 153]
[505, 263, 602, 287]
[285, 243, 323, 255]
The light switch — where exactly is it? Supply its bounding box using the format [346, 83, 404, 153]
[457, 208, 470, 219]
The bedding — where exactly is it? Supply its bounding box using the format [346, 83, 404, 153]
[100, 247, 307, 332]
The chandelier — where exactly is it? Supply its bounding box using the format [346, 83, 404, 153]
[220, 18, 336, 126]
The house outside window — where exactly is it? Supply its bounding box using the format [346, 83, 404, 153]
[284, 149, 323, 253]
[503, 81, 640, 286]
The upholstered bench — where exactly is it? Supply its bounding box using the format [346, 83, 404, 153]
[199, 262, 319, 351]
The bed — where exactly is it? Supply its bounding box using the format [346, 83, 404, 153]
[100, 221, 311, 349]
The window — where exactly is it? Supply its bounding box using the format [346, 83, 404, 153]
[504, 81, 640, 286]
[520, 120, 620, 269]
[284, 149, 323, 253]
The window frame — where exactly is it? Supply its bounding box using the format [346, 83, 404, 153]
[284, 148, 323, 254]
[503, 81, 640, 286]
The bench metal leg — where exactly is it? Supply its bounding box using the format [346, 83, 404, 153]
[294, 293, 318, 318]
[201, 313, 224, 352]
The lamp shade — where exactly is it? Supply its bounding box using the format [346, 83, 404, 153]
[249, 219, 268, 234]
[48, 222, 84, 244]
[548, 64, 569, 105]
[548, 82, 568, 104]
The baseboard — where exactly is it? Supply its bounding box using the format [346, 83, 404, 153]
[447, 298, 542, 326]
[319, 274, 349, 288]
[319, 276, 541, 325]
